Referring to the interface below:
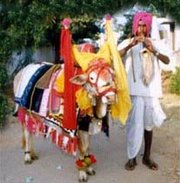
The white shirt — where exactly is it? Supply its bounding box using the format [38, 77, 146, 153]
[118, 38, 169, 98]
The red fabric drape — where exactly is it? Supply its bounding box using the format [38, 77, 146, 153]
[60, 27, 76, 130]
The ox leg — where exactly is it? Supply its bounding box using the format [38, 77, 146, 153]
[30, 138, 39, 161]
[24, 128, 32, 164]
[23, 128, 38, 163]
[23, 116, 38, 164]
[77, 130, 96, 182]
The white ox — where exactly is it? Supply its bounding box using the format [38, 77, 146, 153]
[13, 52, 117, 182]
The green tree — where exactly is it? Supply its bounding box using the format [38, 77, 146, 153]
[170, 67, 180, 95]
[1, 1, 180, 66]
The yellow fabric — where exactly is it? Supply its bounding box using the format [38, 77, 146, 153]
[72, 19, 131, 124]
[54, 70, 64, 93]
[75, 88, 93, 116]
[72, 41, 112, 117]
[73, 43, 111, 71]
[105, 20, 131, 124]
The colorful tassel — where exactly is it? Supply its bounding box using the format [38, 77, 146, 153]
[75, 154, 97, 169]
[17, 107, 26, 125]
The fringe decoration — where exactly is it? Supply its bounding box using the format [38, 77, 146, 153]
[26, 116, 36, 134]
[17, 107, 26, 125]
[17, 108, 77, 156]
[58, 134, 77, 155]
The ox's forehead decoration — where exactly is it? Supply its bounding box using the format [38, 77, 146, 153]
[70, 57, 116, 98]
[85, 58, 116, 98]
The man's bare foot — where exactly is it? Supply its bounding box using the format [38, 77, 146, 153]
[125, 158, 137, 171]
[142, 158, 158, 170]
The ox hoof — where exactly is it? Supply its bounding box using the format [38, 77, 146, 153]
[24, 160, 32, 165]
[79, 177, 88, 182]
[79, 170, 88, 182]
[86, 167, 96, 176]
[31, 154, 39, 161]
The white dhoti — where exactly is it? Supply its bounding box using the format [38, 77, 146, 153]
[126, 96, 166, 159]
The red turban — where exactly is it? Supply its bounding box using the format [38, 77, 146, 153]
[132, 12, 152, 36]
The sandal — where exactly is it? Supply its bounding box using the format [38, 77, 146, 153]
[142, 158, 158, 170]
[125, 158, 137, 171]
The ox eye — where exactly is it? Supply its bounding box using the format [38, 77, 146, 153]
[89, 72, 97, 83]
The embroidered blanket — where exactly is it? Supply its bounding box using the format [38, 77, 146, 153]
[15, 63, 78, 155]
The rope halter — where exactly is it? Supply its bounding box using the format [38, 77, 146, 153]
[85, 58, 116, 103]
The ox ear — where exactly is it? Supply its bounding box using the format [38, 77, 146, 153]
[70, 74, 88, 85]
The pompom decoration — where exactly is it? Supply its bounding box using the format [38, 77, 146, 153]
[105, 14, 112, 21]
[61, 18, 72, 29]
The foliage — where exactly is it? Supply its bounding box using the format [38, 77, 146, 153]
[0, 64, 9, 89]
[170, 67, 180, 95]
[0, 64, 12, 128]
[1, 1, 180, 61]
[0, 93, 12, 128]
[137, 0, 180, 23]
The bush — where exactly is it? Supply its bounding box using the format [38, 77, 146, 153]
[0, 65, 12, 128]
[170, 67, 180, 95]
[0, 93, 12, 128]
[0, 64, 8, 89]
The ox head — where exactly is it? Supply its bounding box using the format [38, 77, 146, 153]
[70, 58, 117, 118]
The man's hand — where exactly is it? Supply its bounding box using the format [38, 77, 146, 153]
[130, 36, 146, 46]
[144, 38, 155, 53]
[144, 38, 170, 64]
[130, 37, 140, 46]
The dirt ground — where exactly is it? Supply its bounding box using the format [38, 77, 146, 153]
[0, 93, 180, 183]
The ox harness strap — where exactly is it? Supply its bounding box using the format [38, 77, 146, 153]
[86, 60, 116, 97]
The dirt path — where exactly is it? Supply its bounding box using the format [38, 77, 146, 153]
[0, 93, 180, 183]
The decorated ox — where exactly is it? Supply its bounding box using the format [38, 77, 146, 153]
[13, 17, 131, 182]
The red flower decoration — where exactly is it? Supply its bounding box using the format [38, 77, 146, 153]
[105, 14, 112, 21]
[61, 18, 72, 28]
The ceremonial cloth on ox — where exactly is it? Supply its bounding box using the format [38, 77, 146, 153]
[35, 64, 61, 89]
[20, 64, 52, 109]
[72, 20, 131, 124]
[14, 63, 44, 104]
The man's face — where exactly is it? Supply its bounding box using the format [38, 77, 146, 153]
[136, 20, 147, 36]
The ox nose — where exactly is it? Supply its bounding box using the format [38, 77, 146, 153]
[106, 95, 116, 103]
[102, 94, 116, 104]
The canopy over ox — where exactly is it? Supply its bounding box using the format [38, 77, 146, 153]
[13, 17, 131, 182]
